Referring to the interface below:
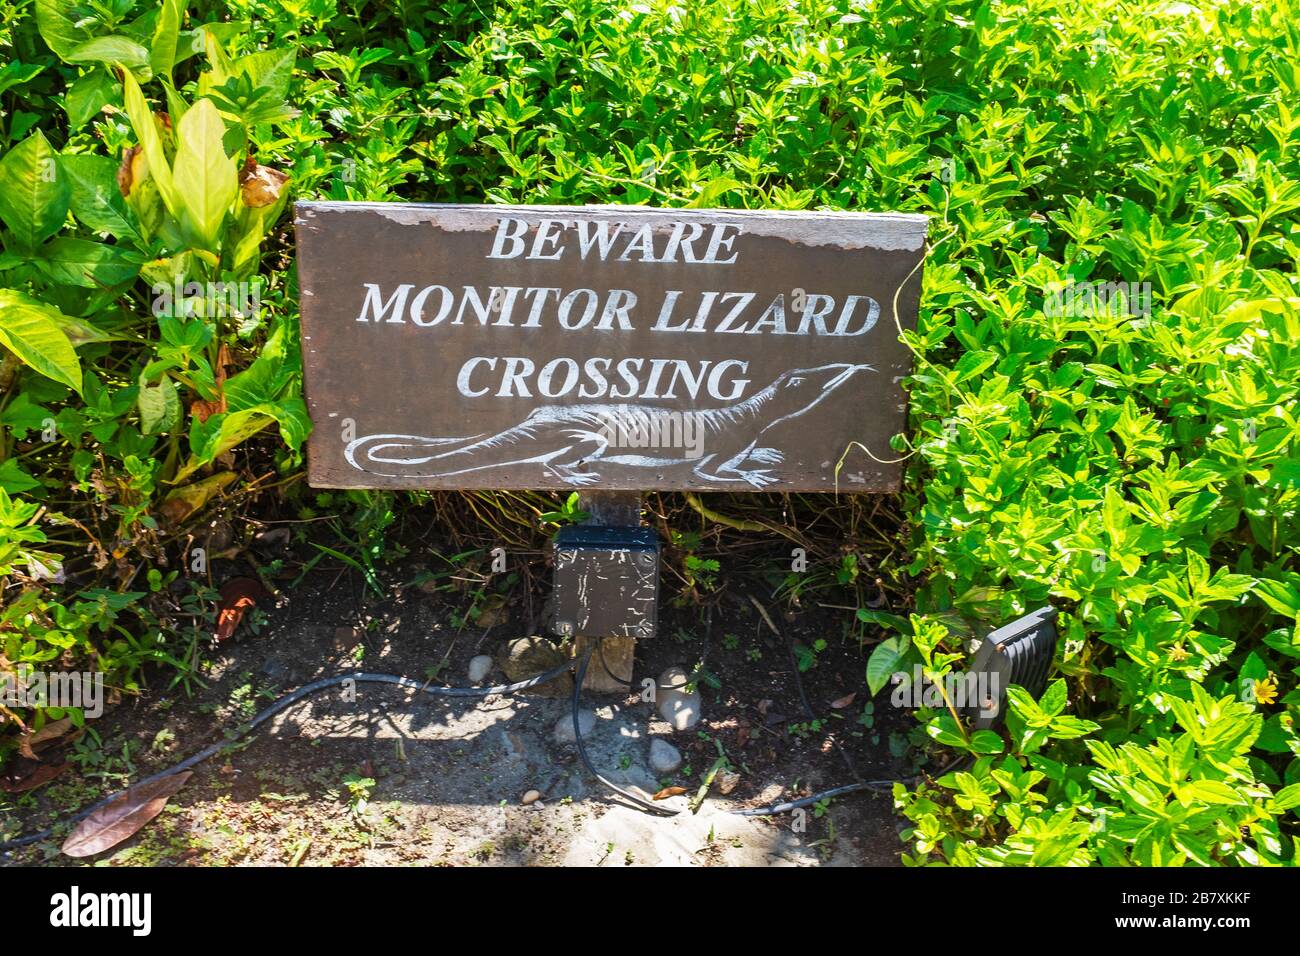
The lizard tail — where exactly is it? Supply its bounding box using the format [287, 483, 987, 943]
[345, 432, 484, 475]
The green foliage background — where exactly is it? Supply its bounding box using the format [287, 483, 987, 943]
[1, 0, 1298, 864]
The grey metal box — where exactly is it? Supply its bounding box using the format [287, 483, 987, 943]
[552, 526, 659, 640]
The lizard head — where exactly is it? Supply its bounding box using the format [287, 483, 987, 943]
[772, 363, 872, 399]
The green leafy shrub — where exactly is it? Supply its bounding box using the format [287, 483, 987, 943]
[1, 0, 1297, 866]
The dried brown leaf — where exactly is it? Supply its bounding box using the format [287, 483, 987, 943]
[61, 771, 192, 857]
[239, 159, 290, 208]
[1, 761, 68, 793]
[159, 471, 237, 527]
[652, 786, 687, 801]
[18, 717, 74, 760]
[116, 146, 145, 197]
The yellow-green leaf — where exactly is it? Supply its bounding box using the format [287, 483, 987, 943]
[0, 290, 82, 394]
[120, 69, 181, 221]
[171, 97, 237, 249]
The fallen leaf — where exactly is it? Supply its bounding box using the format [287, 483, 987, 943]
[159, 471, 238, 526]
[736, 724, 751, 748]
[717, 771, 741, 795]
[61, 772, 192, 858]
[652, 786, 687, 801]
[215, 577, 272, 641]
[18, 717, 74, 760]
[830, 692, 857, 709]
[475, 593, 508, 628]
[1, 761, 68, 793]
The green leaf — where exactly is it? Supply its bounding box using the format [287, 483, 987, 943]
[138, 378, 181, 435]
[0, 458, 40, 494]
[968, 729, 1005, 754]
[64, 69, 117, 130]
[1273, 783, 1300, 812]
[1255, 576, 1300, 619]
[0, 130, 70, 251]
[34, 0, 85, 60]
[151, 0, 183, 81]
[37, 237, 140, 288]
[60, 153, 140, 241]
[866, 635, 908, 696]
[1039, 678, 1068, 717]
[176, 408, 274, 481]
[238, 47, 296, 100]
[66, 36, 152, 80]
[1183, 780, 1248, 806]
[171, 97, 236, 249]
[0, 290, 82, 393]
[686, 176, 744, 208]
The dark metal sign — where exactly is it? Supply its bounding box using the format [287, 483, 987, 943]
[294, 203, 926, 492]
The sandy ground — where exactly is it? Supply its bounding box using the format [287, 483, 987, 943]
[3, 550, 911, 867]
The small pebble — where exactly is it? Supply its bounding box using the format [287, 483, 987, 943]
[649, 738, 683, 775]
[521, 789, 541, 805]
[553, 709, 596, 744]
[467, 654, 493, 684]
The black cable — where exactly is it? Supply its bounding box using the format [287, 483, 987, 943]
[570, 647, 677, 816]
[5, 643, 966, 850]
[596, 639, 634, 687]
[0, 656, 581, 852]
[728, 756, 972, 817]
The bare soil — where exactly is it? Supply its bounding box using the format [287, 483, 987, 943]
[2, 515, 916, 867]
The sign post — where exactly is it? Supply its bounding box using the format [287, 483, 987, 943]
[295, 203, 927, 687]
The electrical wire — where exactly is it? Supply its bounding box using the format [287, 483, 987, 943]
[567, 645, 961, 820]
[596, 640, 634, 688]
[570, 648, 677, 816]
[0, 657, 581, 852]
[4, 641, 965, 851]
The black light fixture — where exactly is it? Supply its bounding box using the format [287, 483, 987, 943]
[965, 606, 1059, 729]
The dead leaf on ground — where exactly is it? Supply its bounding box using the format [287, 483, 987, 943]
[61, 771, 192, 858]
[475, 593, 508, 628]
[159, 471, 238, 527]
[653, 786, 687, 801]
[1, 761, 68, 793]
[215, 577, 273, 641]
[830, 692, 857, 709]
[18, 717, 74, 760]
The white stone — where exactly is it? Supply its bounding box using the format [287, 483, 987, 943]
[657, 665, 702, 732]
[553, 709, 596, 744]
[467, 655, 493, 683]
